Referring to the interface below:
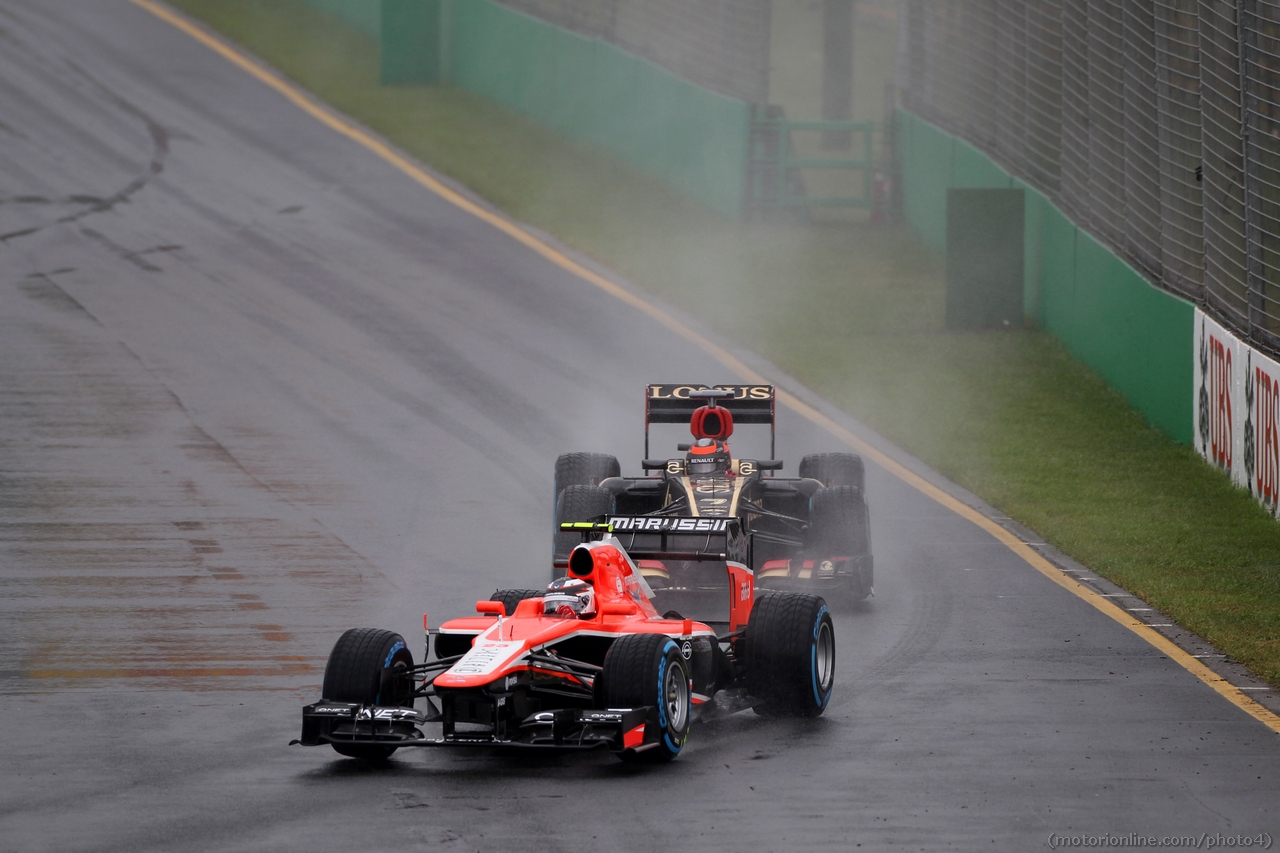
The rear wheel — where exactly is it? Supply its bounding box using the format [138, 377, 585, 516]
[490, 588, 543, 617]
[554, 453, 620, 503]
[321, 628, 415, 760]
[599, 633, 690, 763]
[743, 593, 834, 717]
[553, 484, 614, 570]
[799, 452, 865, 493]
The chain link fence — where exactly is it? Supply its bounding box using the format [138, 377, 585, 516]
[494, 0, 770, 105]
[899, 1, 1280, 355]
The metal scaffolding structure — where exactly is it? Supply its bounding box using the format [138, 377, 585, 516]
[899, 1, 1280, 355]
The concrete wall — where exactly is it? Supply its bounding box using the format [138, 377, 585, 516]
[450, 0, 750, 217]
[899, 109, 1194, 444]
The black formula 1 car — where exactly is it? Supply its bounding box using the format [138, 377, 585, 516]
[294, 525, 834, 763]
[553, 384, 873, 608]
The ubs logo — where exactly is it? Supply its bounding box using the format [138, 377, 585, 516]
[1209, 334, 1233, 470]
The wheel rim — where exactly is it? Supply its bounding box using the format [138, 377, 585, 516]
[384, 659, 413, 707]
[664, 659, 690, 732]
[814, 620, 834, 693]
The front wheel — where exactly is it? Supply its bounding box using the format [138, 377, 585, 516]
[321, 628, 415, 760]
[599, 633, 691, 763]
[807, 485, 873, 601]
[799, 452, 865, 493]
[554, 452, 620, 503]
[743, 593, 834, 717]
[553, 484, 614, 570]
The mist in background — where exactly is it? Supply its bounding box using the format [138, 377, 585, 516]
[167, 0, 1056, 500]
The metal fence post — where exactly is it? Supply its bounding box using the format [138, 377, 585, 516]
[1238, 0, 1272, 349]
[776, 121, 788, 206]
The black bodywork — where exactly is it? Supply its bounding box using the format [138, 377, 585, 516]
[559, 384, 873, 602]
[605, 459, 817, 567]
[600, 456, 872, 599]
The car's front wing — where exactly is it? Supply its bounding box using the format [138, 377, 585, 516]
[295, 701, 654, 752]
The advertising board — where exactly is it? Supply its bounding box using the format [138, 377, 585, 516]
[1194, 307, 1280, 517]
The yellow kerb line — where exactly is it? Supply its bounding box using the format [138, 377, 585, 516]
[132, 0, 1280, 734]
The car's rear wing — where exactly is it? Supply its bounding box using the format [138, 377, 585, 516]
[644, 384, 775, 458]
[560, 518, 749, 566]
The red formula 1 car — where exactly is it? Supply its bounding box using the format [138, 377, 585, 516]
[295, 524, 834, 763]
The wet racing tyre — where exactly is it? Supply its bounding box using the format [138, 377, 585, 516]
[553, 484, 614, 571]
[490, 588, 544, 617]
[554, 453, 620, 503]
[808, 486, 873, 601]
[599, 633, 691, 763]
[808, 486, 870, 559]
[799, 452, 865, 494]
[743, 592, 834, 717]
[321, 627, 415, 760]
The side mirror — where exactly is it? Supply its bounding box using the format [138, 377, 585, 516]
[476, 600, 505, 616]
[600, 601, 636, 616]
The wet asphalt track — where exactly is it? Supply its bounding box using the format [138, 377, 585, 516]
[0, 1, 1278, 850]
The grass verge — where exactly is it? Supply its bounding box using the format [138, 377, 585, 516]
[166, 0, 1280, 685]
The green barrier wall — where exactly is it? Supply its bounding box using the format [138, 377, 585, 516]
[898, 109, 1194, 444]
[297, 0, 380, 38]
[302, 0, 750, 216]
[450, 0, 750, 216]
[899, 111, 952, 251]
[381, 0, 441, 84]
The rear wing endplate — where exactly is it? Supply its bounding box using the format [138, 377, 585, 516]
[644, 384, 775, 459]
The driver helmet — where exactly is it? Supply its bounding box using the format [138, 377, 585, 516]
[686, 437, 731, 475]
[544, 576, 596, 619]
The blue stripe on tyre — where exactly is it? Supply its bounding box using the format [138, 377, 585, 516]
[657, 639, 677, 730]
[811, 605, 831, 707]
[656, 657, 667, 729]
[659, 640, 682, 753]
